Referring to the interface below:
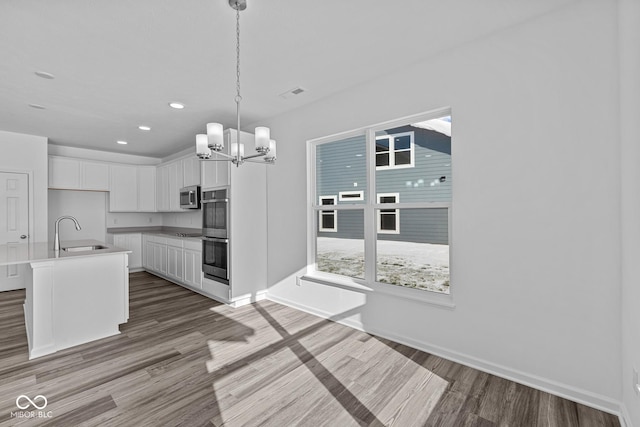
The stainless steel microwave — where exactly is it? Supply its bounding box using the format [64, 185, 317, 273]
[179, 185, 201, 209]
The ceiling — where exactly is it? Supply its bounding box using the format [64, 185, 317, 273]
[0, 0, 572, 158]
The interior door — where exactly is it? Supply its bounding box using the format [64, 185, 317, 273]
[0, 172, 29, 292]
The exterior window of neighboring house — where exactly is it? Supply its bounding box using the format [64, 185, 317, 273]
[376, 131, 414, 169]
[377, 193, 399, 234]
[318, 196, 337, 232]
[310, 110, 452, 298]
[339, 191, 364, 201]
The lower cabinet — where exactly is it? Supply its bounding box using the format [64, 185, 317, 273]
[142, 235, 203, 292]
[113, 233, 143, 270]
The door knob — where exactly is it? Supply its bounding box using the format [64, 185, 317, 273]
[20, 235, 27, 239]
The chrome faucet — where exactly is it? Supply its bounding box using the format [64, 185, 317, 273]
[53, 216, 82, 251]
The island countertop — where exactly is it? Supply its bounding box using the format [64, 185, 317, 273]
[0, 239, 131, 266]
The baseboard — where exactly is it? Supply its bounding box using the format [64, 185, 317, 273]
[266, 293, 622, 417]
[620, 403, 632, 427]
[229, 290, 268, 308]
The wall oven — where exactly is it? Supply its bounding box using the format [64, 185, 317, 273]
[202, 188, 230, 284]
[202, 188, 228, 238]
[202, 236, 229, 284]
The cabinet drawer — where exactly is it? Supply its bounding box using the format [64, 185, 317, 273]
[183, 239, 202, 251]
[166, 237, 183, 248]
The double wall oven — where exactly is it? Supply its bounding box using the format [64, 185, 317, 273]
[202, 188, 230, 284]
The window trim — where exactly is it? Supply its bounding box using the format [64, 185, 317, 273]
[338, 190, 364, 202]
[306, 108, 453, 307]
[375, 131, 415, 170]
[318, 195, 337, 232]
[376, 193, 400, 234]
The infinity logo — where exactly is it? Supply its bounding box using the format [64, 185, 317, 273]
[15, 395, 48, 410]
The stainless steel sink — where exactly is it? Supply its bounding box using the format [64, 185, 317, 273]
[62, 245, 108, 252]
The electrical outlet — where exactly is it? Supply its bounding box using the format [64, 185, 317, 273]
[295, 276, 301, 286]
[113, 218, 118, 225]
[634, 368, 639, 395]
[148, 217, 152, 223]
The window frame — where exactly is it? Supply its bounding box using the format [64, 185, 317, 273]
[338, 190, 364, 202]
[318, 195, 337, 232]
[306, 108, 454, 307]
[376, 193, 400, 234]
[375, 131, 415, 170]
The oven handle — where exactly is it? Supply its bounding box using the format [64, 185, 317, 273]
[202, 198, 229, 203]
[203, 236, 229, 244]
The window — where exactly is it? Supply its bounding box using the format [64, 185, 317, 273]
[309, 111, 452, 296]
[376, 131, 414, 170]
[318, 196, 337, 232]
[377, 193, 399, 234]
[339, 191, 364, 201]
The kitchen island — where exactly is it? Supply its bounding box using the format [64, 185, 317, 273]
[0, 240, 130, 359]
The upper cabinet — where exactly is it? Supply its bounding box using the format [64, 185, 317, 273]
[109, 165, 156, 212]
[155, 160, 184, 212]
[201, 129, 253, 189]
[49, 156, 109, 191]
[182, 157, 201, 188]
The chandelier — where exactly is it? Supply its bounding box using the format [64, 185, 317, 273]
[195, 0, 276, 166]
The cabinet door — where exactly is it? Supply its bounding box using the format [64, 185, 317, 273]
[128, 234, 143, 269]
[49, 157, 81, 189]
[182, 157, 201, 187]
[168, 161, 184, 211]
[167, 246, 183, 282]
[81, 161, 110, 191]
[156, 165, 169, 212]
[183, 249, 202, 289]
[138, 167, 156, 212]
[110, 165, 138, 212]
[143, 239, 154, 270]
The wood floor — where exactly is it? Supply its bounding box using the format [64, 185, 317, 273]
[0, 272, 620, 427]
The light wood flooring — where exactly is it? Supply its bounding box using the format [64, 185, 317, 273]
[0, 272, 621, 426]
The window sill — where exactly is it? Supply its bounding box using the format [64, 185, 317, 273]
[300, 273, 455, 309]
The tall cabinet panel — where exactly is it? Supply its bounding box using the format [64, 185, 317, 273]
[109, 165, 138, 212]
[138, 166, 156, 212]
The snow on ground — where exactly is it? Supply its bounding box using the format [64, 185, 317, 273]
[316, 237, 450, 294]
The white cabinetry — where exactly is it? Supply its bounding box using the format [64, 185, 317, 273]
[113, 233, 143, 270]
[143, 235, 202, 291]
[81, 161, 110, 191]
[183, 240, 203, 290]
[182, 157, 201, 187]
[166, 237, 184, 283]
[202, 129, 246, 189]
[109, 165, 138, 211]
[155, 160, 184, 212]
[110, 165, 156, 212]
[49, 156, 110, 191]
[138, 166, 156, 212]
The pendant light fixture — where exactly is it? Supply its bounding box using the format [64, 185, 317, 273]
[196, 0, 276, 166]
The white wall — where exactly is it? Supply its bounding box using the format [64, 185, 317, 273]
[263, 0, 623, 414]
[0, 130, 48, 242]
[48, 190, 107, 243]
[162, 211, 201, 228]
[619, 0, 640, 424]
[106, 212, 163, 228]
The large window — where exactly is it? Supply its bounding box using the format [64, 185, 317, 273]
[310, 111, 452, 295]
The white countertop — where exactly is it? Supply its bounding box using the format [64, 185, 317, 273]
[0, 239, 130, 266]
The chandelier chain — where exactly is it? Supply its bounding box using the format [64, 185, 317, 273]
[235, 6, 241, 103]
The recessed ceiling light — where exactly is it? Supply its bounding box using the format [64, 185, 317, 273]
[28, 103, 46, 109]
[34, 71, 55, 79]
[116, 140, 128, 145]
[169, 102, 185, 109]
[138, 125, 151, 131]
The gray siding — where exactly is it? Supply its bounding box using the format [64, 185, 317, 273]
[316, 125, 451, 244]
[318, 208, 448, 245]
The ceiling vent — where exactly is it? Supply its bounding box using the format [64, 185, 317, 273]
[279, 86, 306, 100]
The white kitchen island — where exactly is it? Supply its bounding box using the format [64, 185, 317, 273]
[0, 239, 130, 359]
